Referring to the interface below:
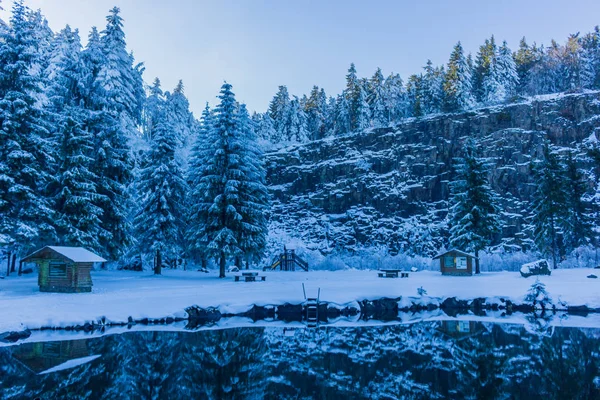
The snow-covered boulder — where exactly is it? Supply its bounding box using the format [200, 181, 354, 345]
[520, 260, 551, 278]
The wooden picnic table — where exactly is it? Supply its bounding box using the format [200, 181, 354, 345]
[234, 271, 266, 282]
[378, 269, 409, 278]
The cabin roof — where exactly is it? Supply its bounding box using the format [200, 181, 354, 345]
[22, 246, 107, 263]
[432, 249, 477, 260]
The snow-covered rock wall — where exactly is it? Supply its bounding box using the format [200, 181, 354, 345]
[265, 92, 600, 256]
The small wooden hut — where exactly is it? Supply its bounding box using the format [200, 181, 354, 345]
[433, 249, 476, 276]
[21, 246, 106, 293]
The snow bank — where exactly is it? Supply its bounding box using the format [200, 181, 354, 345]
[1, 268, 600, 334]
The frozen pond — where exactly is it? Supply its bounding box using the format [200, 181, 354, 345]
[1, 320, 599, 399]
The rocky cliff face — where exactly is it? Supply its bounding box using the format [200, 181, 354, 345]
[265, 92, 600, 256]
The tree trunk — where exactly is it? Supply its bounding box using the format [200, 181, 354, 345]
[6, 251, 11, 277]
[219, 251, 226, 278]
[246, 258, 250, 270]
[475, 249, 480, 274]
[235, 256, 241, 269]
[154, 249, 162, 275]
[18, 260, 23, 276]
[10, 253, 16, 273]
[201, 258, 207, 270]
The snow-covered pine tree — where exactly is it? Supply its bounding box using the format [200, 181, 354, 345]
[496, 41, 519, 101]
[383, 72, 407, 122]
[268, 85, 291, 144]
[187, 103, 213, 268]
[0, 0, 55, 258]
[134, 106, 188, 275]
[45, 26, 105, 252]
[87, 7, 143, 259]
[188, 83, 245, 278]
[97, 7, 143, 129]
[444, 42, 476, 112]
[355, 85, 370, 131]
[561, 151, 594, 255]
[166, 80, 197, 147]
[368, 68, 388, 127]
[334, 94, 351, 135]
[288, 95, 309, 142]
[305, 85, 326, 140]
[530, 143, 567, 269]
[473, 36, 496, 103]
[421, 60, 445, 114]
[255, 112, 276, 142]
[514, 37, 542, 94]
[141, 77, 164, 142]
[236, 104, 269, 268]
[448, 139, 502, 274]
[345, 63, 361, 131]
[406, 74, 423, 117]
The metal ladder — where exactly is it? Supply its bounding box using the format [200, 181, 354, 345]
[303, 284, 320, 328]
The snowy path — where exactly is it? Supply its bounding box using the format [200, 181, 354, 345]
[1, 268, 600, 333]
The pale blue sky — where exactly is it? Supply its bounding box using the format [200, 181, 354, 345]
[1, 0, 599, 115]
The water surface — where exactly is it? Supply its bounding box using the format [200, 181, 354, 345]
[1, 321, 599, 399]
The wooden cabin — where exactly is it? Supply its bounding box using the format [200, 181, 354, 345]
[21, 246, 106, 293]
[433, 249, 476, 276]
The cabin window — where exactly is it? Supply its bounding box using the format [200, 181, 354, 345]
[456, 257, 468, 270]
[444, 256, 455, 268]
[458, 321, 470, 332]
[49, 262, 67, 278]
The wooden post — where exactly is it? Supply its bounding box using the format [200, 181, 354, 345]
[10, 253, 16, 273]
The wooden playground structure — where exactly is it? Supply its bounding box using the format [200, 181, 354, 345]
[266, 248, 309, 272]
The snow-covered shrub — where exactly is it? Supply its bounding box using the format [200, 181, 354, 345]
[524, 279, 552, 310]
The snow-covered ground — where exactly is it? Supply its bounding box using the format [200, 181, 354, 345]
[1, 268, 599, 334]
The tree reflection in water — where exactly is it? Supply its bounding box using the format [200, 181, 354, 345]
[1, 321, 599, 399]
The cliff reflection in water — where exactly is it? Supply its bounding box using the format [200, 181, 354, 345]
[1, 320, 599, 399]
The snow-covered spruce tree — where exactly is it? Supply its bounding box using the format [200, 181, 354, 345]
[166, 80, 197, 147]
[368, 68, 388, 128]
[345, 63, 361, 131]
[134, 107, 187, 275]
[483, 40, 519, 105]
[267, 85, 291, 144]
[334, 94, 351, 135]
[88, 7, 144, 260]
[530, 143, 567, 269]
[236, 104, 269, 268]
[473, 36, 497, 103]
[288, 95, 309, 142]
[0, 0, 55, 260]
[304, 85, 327, 140]
[383, 72, 407, 123]
[255, 112, 276, 142]
[45, 26, 105, 252]
[421, 60, 445, 114]
[141, 77, 164, 142]
[448, 139, 502, 274]
[188, 83, 268, 278]
[187, 104, 214, 268]
[355, 85, 370, 131]
[561, 151, 594, 256]
[406, 74, 423, 117]
[443, 42, 476, 112]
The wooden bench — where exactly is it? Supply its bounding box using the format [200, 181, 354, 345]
[234, 272, 266, 282]
[378, 269, 409, 278]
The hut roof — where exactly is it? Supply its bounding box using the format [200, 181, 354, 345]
[432, 249, 477, 260]
[22, 246, 107, 263]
